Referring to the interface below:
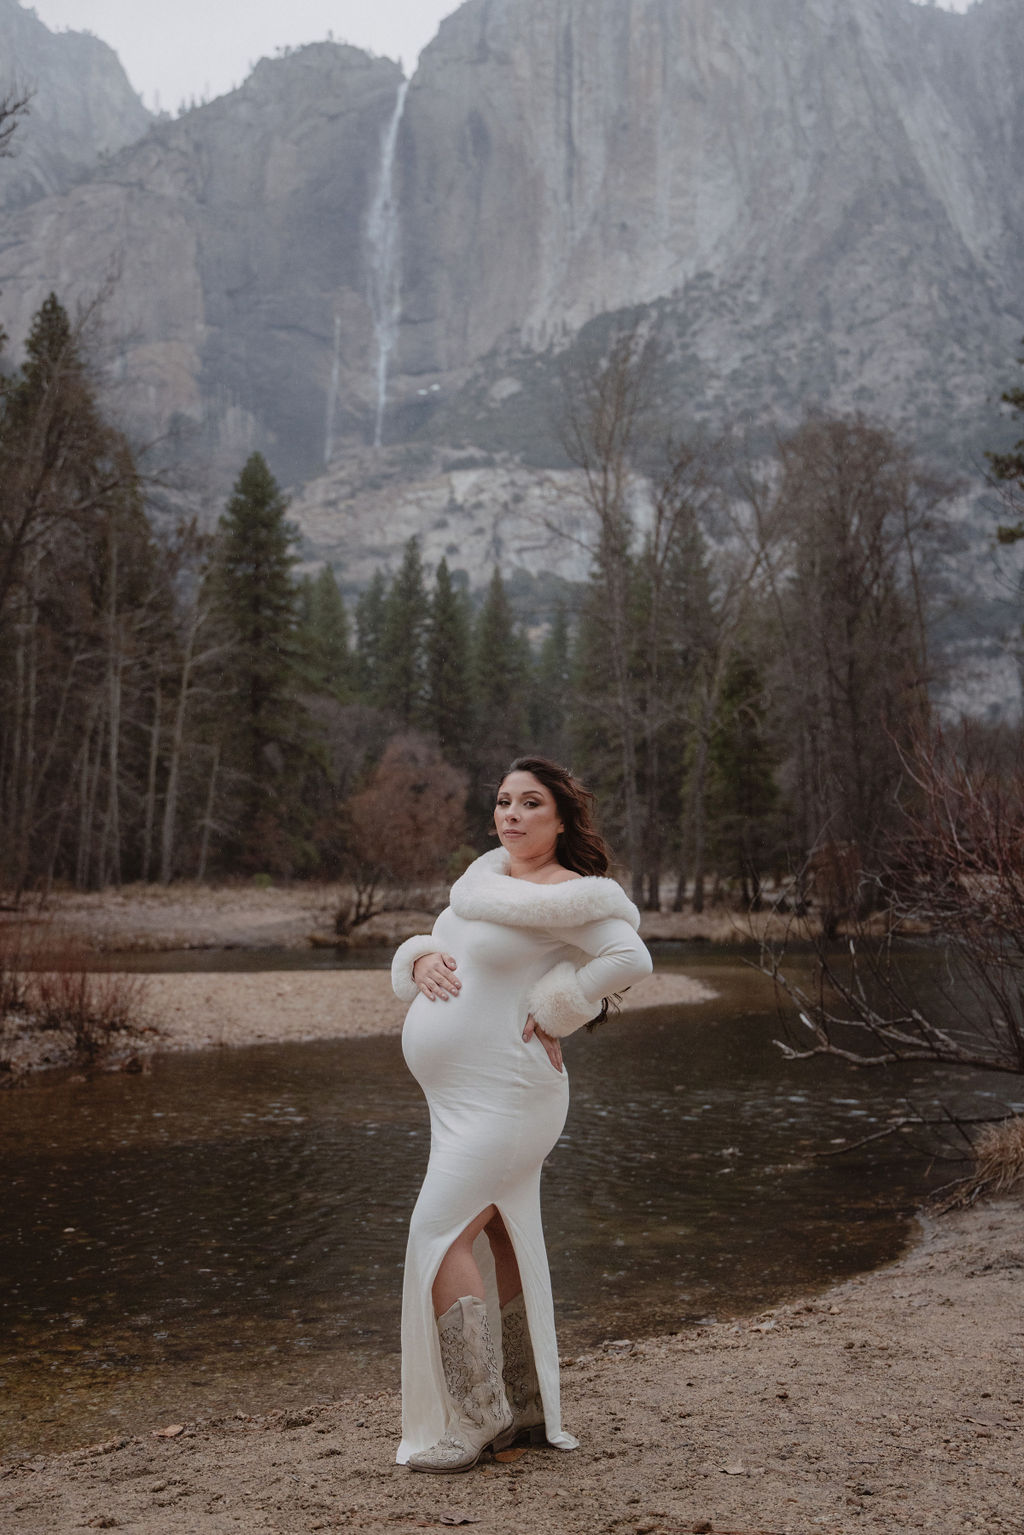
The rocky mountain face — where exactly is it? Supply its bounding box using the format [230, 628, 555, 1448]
[0, 39, 403, 484]
[0, 0, 150, 208]
[391, 0, 1024, 462]
[293, 445, 596, 592]
[0, 0, 1022, 679]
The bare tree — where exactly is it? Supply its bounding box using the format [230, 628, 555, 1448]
[765, 724, 1024, 1081]
[736, 415, 942, 924]
[676, 503, 777, 913]
[561, 329, 657, 901]
[336, 733, 468, 933]
[559, 331, 778, 907]
[0, 88, 31, 158]
[155, 521, 232, 883]
[632, 435, 724, 907]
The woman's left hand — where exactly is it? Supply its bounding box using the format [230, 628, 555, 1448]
[523, 1014, 563, 1074]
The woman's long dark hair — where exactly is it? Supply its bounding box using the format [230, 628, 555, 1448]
[499, 756, 611, 876]
[499, 757, 618, 1029]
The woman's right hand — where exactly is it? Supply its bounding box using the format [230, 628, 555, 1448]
[412, 952, 461, 1001]
[523, 1014, 564, 1073]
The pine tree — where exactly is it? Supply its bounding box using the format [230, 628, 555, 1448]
[530, 602, 572, 761]
[379, 538, 429, 725]
[207, 452, 304, 865]
[425, 557, 474, 767]
[705, 649, 780, 907]
[354, 569, 388, 703]
[298, 564, 351, 697]
[0, 291, 154, 891]
[568, 585, 622, 807]
[0, 292, 108, 617]
[471, 567, 531, 788]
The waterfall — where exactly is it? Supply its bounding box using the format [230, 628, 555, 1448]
[324, 313, 342, 466]
[367, 78, 410, 449]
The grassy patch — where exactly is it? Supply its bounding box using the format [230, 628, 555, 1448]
[962, 1116, 1024, 1204]
[934, 1114, 1024, 1212]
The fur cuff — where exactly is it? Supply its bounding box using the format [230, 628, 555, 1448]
[391, 934, 440, 1002]
[526, 960, 595, 1039]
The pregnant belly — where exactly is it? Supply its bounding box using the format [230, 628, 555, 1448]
[402, 992, 568, 1103]
[401, 994, 471, 1086]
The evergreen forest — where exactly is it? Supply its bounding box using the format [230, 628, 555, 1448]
[2, 299, 1023, 920]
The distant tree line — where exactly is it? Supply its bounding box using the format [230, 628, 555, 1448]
[556, 331, 941, 915]
[1, 292, 1011, 919]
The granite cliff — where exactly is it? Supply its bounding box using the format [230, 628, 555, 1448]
[0, 0, 150, 208]
[0, 35, 403, 483]
[390, 0, 1024, 463]
[0, 0, 1021, 639]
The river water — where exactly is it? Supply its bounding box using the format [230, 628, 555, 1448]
[1, 949, 1015, 1457]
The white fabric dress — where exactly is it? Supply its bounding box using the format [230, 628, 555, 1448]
[390, 848, 653, 1464]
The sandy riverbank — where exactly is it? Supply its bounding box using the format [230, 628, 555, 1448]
[0, 968, 717, 1077]
[1, 879, 721, 1076]
[1, 1197, 1020, 1534]
[4, 881, 815, 955]
[137, 968, 715, 1052]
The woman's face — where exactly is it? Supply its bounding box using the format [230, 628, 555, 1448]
[494, 771, 564, 863]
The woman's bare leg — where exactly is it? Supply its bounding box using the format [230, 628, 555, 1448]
[484, 1211, 523, 1308]
[431, 1205, 497, 1315]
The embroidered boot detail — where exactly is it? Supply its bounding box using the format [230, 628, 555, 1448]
[407, 1296, 514, 1474]
[500, 1292, 546, 1443]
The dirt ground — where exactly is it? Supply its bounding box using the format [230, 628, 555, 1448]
[5, 882, 813, 955]
[1, 1198, 1021, 1535]
[2, 883, 357, 955]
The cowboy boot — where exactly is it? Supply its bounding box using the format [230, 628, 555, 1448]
[407, 1295, 514, 1473]
[500, 1291, 546, 1444]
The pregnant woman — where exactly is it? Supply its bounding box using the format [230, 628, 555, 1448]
[391, 756, 652, 1473]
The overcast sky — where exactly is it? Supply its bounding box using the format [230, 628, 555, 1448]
[28, 0, 975, 115]
[27, 1, 461, 112]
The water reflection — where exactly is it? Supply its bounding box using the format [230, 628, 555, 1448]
[0, 956, 1012, 1457]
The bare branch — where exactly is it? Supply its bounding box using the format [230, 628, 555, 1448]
[0, 87, 32, 158]
[763, 720, 1024, 1086]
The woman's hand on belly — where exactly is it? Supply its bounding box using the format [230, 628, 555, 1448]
[411, 951, 461, 1001]
[523, 1013, 563, 1074]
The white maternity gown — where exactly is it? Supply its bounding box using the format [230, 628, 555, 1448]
[390, 848, 653, 1464]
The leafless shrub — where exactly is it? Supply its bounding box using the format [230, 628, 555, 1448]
[334, 734, 467, 935]
[0, 922, 149, 1067]
[761, 725, 1024, 1202]
[29, 950, 149, 1064]
[764, 725, 1024, 1080]
[0, 923, 32, 1015]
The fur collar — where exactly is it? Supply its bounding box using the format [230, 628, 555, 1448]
[449, 847, 640, 930]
